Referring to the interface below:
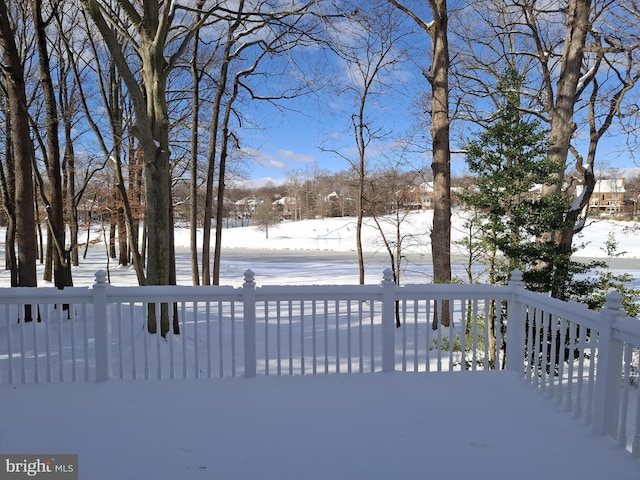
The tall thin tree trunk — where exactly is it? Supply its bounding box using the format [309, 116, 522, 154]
[356, 155, 365, 285]
[389, 0, 452, 325]
[212, 2, 248, 286]
[63, 119, 80, 267]
[203, 5, 243, 285]
[213, 77, 242, 285]
[189, 0, 205, 286]
[32, 0, 72, 290]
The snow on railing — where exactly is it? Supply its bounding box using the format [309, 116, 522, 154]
[0, 268, 638, 458]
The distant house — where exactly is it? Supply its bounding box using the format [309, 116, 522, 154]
[272, 196, 297, 220]
[234, 197, 263, 218]
[323, 191, 341, 202]
[395, 182, 434, 210]
[577, 179, 625, 215]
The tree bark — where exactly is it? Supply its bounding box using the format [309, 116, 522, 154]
[543, 0, 592, 297]
[428, 0, 452, 290]
[189, 2, 204, 286]
[427, 0, 452, 327]
[388, 0, 451, 325]
[546, 0, 592, 195]
[0, 0, 38, 315]
[356, 115, 366, 285]
[0, 101, 17, 285]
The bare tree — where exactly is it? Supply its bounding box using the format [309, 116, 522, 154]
[552, 0, 640, 295]
[52, 7, 84, 268]
[253, 200, 280, 239]
[80, 0, 215, 334]
[390, 0, 452, 326]
[65, 7, 146, 284]
[188, 0, 207, 286]
[322, 2, 410, 284]
[205, 1, 325, 285]
[31, 0, 73, 291]
[0, 0, 38, 317]
[367, 169, 414, 277]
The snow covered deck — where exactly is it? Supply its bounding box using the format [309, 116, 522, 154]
[2, 371, 638, 480]
[1, 267, 640, 478]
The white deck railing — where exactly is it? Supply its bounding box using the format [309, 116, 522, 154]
[0, 268, 638, 458]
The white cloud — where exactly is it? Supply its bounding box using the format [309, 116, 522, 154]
[232, 176, 288, 189]
[241, 147, 287, 170]
[277, 149, 316, 164]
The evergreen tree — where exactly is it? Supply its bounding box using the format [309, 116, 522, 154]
[461, 66, 570, 292]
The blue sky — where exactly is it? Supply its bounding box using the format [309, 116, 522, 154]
[228, 4, 640, 188]
[240, 98, 639, 187]
[236, 59, 640, 186]
[229, 3, 434, 187]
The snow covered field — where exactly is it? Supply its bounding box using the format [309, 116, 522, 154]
[212, 209, 640, 260]
[59, 209, 640, 287]
[1, 211, 639, 479]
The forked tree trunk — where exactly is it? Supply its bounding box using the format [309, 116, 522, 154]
[542, 0, 592, 297]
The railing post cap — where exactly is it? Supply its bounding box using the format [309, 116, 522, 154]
[244, 269, 255, 284]
[509, 269, 523, 284]
[95, 270, 108, 285]
[382, 268, 394, 282]
[604, 289, 625, 313]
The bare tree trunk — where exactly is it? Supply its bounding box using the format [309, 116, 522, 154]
[0, 0, 38, 317]
[203, 3, 244, 285]
[428, 0, 452, 290]
[62, 113, 80, 267]
[32, 0, 72, 291]
[546, 0, 591, 192]
[189, 4, 204, 286]
[213, 74, 243, 285]
[543, 0, 592, 297]
[356, 147, 365, 285]
[112, 153, 146, 284]
[389, 0, 452, 326]
[129, 143, 145, 271]
[109, 221, 116, 259]
[117, 196, 128, 266]
[0, 103, 17, 285]
[428, 0, 452, 327]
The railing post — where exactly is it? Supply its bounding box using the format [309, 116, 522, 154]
[506, 269, 525, 374]
[243, 270, 257, 378]
[593, 290, 626, 437]
[381, 268, 395, 373]
[93, 270, 111, 382]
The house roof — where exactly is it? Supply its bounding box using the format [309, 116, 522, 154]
[594, 179, 625, 193]
[575, 179, 625, 197]
[272, 197, 297, 205]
